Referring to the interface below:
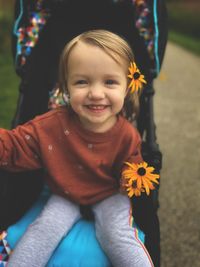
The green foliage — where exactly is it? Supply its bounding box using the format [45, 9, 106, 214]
[0, 0, 14, 53]
[0, 4, 18, 129]
[166, 1, 200, 39]
[166, 1, 200, 55]
[0, 17, 13, 54]
[169, 31, 200, 56]
[0, 54, 19, 129]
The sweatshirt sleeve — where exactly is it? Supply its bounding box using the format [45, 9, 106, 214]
[0, 121, 42, 172]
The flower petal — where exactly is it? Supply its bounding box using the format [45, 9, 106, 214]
[124, 161, 138, 170]
[142, 179, 150, 195]
[137, 176, 142, 188]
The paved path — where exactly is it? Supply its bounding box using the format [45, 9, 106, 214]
[154, 42, 200, 267]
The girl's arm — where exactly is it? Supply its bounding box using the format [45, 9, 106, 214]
[0, 123, 42, 172]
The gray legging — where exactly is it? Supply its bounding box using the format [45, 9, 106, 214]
[7, 193, 153, 267]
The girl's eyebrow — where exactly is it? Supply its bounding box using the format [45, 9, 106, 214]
[104, 74, 123, 79]
[70, 74, 88, 78]
[70, 73, 124, 79]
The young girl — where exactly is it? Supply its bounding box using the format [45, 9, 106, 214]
[0, 30, 156, 267]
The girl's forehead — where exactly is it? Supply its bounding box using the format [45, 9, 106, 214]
[67, 41, 128, 71]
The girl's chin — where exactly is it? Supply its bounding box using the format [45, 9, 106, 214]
[80, 115, 116, 132]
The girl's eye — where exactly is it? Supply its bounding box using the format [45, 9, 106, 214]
[75, 80, 87, 85]
[105, 79, 117, 85]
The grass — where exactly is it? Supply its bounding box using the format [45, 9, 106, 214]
[166, 1, 200, 56]
[169, 31, 200, 56]
[0, 54, 19, 129]
[0, 4, 19, 129]
[167, 3, 200, 38]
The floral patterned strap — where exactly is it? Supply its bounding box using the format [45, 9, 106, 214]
[13, 0, 50, 68]
[115, 0, 158, 73]
[14, 0, 159, 74]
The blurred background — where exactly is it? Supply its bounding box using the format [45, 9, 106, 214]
[0, 0, 200, 266]
[0, 0, 199, 128]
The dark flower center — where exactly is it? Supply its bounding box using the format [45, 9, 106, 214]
[133, 72, 140, 80]
[137, 167, 146, 176]
[132, 180, 137, 188]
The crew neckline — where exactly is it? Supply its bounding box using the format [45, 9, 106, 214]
[70, 112, 125, 143]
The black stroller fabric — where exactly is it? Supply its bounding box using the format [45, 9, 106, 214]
[0, 1, 168, 266]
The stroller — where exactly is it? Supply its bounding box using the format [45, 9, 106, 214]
[0, 0, 167, 266]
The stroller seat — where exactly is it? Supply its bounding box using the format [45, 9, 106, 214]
[0, 1, 167, 266]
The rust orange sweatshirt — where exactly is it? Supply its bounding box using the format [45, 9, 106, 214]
[0, 106, 142, 204]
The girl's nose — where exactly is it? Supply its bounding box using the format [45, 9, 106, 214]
[88, 85, 105, 100]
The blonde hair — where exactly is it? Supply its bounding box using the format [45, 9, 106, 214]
[59, 29, 140, 120]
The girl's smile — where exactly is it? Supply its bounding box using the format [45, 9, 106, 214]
[85, 105, 110, 113]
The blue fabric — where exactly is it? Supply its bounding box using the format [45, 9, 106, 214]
[48, 221, 109, 267]
[6, 187, 144, 267]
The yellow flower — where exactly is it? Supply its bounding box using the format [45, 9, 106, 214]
[122, 161, 159, 197]
[126, 180, 145, 197]
[127, 62, 147, 93]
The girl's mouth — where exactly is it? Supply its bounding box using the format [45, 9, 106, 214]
[85, 105, 109, 112]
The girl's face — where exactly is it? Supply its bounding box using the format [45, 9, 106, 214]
[67, 41, 128, 133]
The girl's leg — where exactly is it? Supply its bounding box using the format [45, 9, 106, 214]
[92, 193, 154, 267]
[7, 194, 81, 267]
